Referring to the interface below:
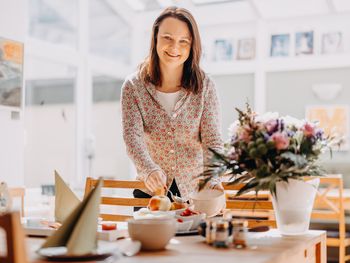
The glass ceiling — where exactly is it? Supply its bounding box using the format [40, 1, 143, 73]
[29, 0, 78, 48]
[89, 0, 131, 63]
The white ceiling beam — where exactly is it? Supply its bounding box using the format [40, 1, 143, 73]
[247, 0, 262, 19]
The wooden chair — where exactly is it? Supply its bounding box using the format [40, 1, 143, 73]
[311, 174, 349, 263]
[0, 212, 28, 263]
[84, 177, 149, 222]
[9, 187, 25, 217]
[223, 182, 276, 228]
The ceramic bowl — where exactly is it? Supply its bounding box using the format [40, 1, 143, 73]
[190, 189, 226, 217]
[133, 208, 175, 220]
[175, 213, 206, 230]
[176, 219, 193, 232]
[127, 218, 176, 251]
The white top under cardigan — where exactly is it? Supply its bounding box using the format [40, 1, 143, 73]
[155, 90, 182, 116]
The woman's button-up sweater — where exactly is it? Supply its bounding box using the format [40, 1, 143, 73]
[121, 72, 223, 199]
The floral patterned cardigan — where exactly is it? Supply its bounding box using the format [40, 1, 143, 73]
[121, 72, 223, 199]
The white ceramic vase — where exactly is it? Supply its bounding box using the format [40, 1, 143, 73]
[272, 177, 319, 236]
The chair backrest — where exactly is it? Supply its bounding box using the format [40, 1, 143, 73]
[84, 177, 149, 222]
[0, 212, 28, 263]
[9, 187, 25, 217]
[312, 175, 345, 235]
[223, 182, 276, 228]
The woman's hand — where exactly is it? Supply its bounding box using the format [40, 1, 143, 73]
[145, 170, 167, 193]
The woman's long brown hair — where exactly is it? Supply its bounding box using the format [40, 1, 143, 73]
[138, 6, 204, 94]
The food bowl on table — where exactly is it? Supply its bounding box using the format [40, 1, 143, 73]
[190, 189, 226, 217]
[133, 208, 175, 220]
[175, 219, 193, 232]
[175, 208, 206, 231]
[127, 218, 176, 251]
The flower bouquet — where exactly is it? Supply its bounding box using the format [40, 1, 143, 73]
[199, 104, 341, 234]
[200, 103, 339, 194]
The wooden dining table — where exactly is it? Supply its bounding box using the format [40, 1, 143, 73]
[28, 229, 326, 263]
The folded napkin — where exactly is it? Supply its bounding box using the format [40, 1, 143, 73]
[41, 178, 103, 255]
[54, 170, 80, 223]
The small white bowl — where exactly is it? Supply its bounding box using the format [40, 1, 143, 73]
[176, 220, 193, 232]
[190, 189, 226, 217]
[175, 213, 206, 231]
[128, 218, 176, 251]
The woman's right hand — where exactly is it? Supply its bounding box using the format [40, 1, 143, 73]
[145, 170, 167, 193]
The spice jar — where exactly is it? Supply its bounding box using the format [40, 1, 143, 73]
[231, 219, 248, 249]
[213, 220, 229, 248]
[205, 219, 215, 245]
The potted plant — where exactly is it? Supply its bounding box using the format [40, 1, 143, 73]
[200, 104, 341, 235]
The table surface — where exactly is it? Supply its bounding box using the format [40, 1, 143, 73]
[29, 229, 326, 263]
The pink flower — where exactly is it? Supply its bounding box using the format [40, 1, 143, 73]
[270, 132, 290, 150]
[265, 119, 278, 134]
[238, 125, 252, 143]
[302, 123, 315, 137]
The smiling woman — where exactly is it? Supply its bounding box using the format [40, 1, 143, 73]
[121, 6, 224, 207]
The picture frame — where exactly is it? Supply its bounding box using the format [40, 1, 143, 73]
[212, 39, 234, 62]
[321, 31, 343, 54]
[295, 31, 314, 56]
[270, 34, 290, 57]
[237, 38, 255, 60]
[0, 37, 24, 108]
[306, 105, 349, 151]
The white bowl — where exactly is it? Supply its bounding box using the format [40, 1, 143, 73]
[176, 220, 193, 232]
[190, 189, 226, 217]
[175, 213, 206, 230]
[133, 208, 175, 220]
[127, 218, 176, 251]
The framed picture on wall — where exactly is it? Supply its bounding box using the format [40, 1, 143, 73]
[0, 37, 24, 108]
[295, 31, 314, 56]
[237, 38, 255, 60]
[321, 31, 343, 54]
[212, 39, 234, 62]
[270, 34, 290, 57]
[306, 105, 349, 151]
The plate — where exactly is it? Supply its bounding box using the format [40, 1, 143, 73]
[175, 229, 199, 236]
[37, 243, 119, 261]
[24, 225, 56, 237]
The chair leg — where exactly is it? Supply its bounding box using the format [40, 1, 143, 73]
[339, 243, 345, 263]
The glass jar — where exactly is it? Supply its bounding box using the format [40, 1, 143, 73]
[231, 219, 248, 249]
[213, 220, 229, 248]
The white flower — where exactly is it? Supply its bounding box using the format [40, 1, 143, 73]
[282, 115, 304, 128]
[255, 112, 279, 123]
[228, 120, 240, 137]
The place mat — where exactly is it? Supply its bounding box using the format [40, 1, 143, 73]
[24, 224, 128, 241]
[37, 242, 119, 261]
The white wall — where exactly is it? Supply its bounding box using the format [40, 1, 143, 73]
[0, 0, 26, 186]
[24, 102, 130, 187]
